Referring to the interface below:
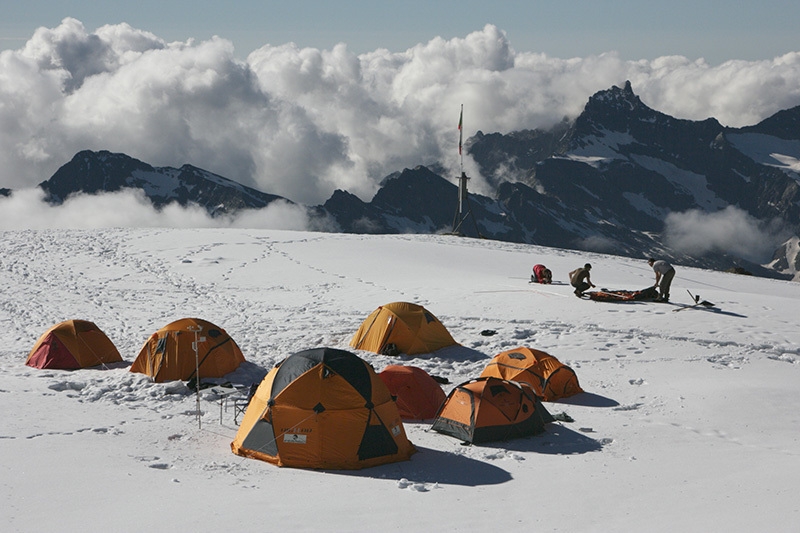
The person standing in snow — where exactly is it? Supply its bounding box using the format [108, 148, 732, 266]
[648, 258, 675, 302]
[569, 263, 595, 297]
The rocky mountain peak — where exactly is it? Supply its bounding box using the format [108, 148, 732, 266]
[740, 105, 800, 140]
[37, 149, 287, 214]
[576, 81, 663, 135]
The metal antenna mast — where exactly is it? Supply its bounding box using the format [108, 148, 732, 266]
[188, 324, 205, 429]
[451, 104, 482, 237]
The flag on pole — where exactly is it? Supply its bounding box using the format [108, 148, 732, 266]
[458, 105, 463, 155]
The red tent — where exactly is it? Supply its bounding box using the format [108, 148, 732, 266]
[378, 365, 446, 420]
[26, 320, 122, 370]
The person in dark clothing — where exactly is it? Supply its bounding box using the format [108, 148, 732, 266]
[569, 263, 595, 297]
[648, 258, 676, 302]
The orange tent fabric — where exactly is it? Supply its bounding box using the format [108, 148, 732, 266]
[26, 319, 122, 370]
[232, 348, 416, 469]
[431, 377, 553, 444]
[378, 365, 445, 420]
[480, 346, 584, 401]
[130, 318, 245, 383]
[350, 302, 457, 355]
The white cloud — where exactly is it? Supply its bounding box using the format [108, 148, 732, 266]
[1, 19, 800, 209]
[575, 234, 622, 254]
[664, 206, 789, 263]
[0, 188, 318, 231]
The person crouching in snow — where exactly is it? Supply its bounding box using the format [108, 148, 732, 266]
[531, 264, 552, 284]
[569, 263, 595, 297]
[648, 258, 675, 302]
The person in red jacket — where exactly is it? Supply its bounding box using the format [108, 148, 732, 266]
[531, 264, 552, 284]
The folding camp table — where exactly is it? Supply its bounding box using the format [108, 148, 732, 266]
[207, 385, 250, 424]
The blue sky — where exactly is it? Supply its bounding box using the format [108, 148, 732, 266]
[2, 0, 799, 64]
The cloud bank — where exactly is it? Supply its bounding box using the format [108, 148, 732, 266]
[664, 206, 790, 264]
[2, 18, 800, 209]
[0, 188, 318, 231]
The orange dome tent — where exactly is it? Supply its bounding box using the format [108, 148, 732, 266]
[378, 365, 446, 420]
[232, 347, 416, 469]
[350, 302, 457, 356]
[26, 319, 122, 370]
[480, 346, 583, 401]
[130, 318, 245, 383]
[431, 377, 553, 444]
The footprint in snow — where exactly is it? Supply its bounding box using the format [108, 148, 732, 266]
[396, 478, 437, 491]
[132, 455, 160, 462]
[483, 450, 525, 461]
[48, 381, 86, 392]
[613, 403, 644, 411]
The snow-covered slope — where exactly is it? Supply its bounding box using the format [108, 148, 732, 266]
[1, 228, 799, 531]
[727, 132, 800, 181]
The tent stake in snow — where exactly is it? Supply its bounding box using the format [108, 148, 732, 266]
[188, 325, 205, 429]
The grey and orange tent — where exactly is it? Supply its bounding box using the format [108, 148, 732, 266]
[378, 364, 446, 420]
[232, 347, 416, 469]
[130, 318, 245, 383]
[350, 302, 457, 356]
[431, 377, 553, 444]
[480, 346, 583, 401]
[26, 319, 122, 370]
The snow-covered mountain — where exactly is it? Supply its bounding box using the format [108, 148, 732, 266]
[463, 81, 800, 277]
[39, 150, 289, 216]
[767, 235, 800, 278]
[28, 83, 800, 280]
[319, 78, 800, 277]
